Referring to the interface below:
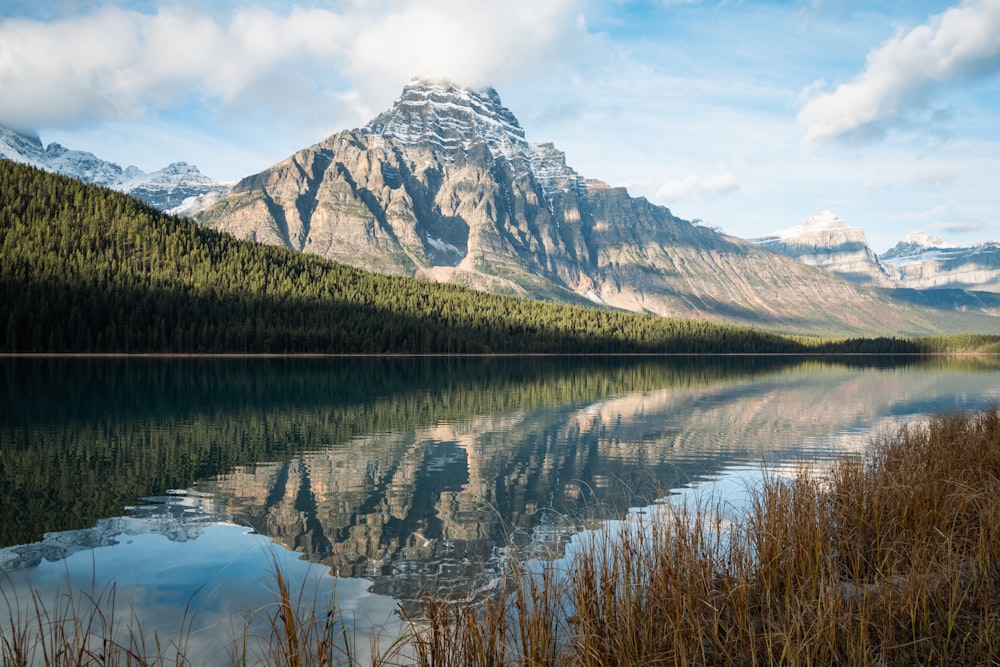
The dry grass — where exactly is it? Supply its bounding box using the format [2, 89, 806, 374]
[6, 406, 1000, 665]
[410, 406, 1000, 665]
[0, 577, 195, 666]
[232, 553, 409, 667]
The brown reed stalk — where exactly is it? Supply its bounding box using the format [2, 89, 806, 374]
[6, 406, 1000, 666]
[410, 406, 1000, 666]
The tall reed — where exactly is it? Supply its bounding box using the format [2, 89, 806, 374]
[0, 575, 194, 666]
[6, 407, 999, 665]
[412, 406, 1000, 665]
[233, 553, 409, 667]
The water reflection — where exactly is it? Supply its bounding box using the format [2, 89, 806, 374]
[2, 356, 999, 660]
[0, 491, 224, 572]
[0, 355, 806, 547]
[0, 495, 405, 667]
[195, 358, 1000, 603]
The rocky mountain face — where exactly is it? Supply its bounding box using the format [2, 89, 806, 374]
[880, 232, 1000, 292]
[751, 212, 893, 288]
[755, 216, 1000, 301]
[0, 124, 229, 213]
[196, 79, 991, 336]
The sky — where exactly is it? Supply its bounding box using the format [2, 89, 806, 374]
[1, 0, 998, 252]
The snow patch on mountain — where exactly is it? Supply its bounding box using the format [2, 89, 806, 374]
[880, 232, 966, 267]
[901, 231, 957, 248]
[366, 79, 530, 168]
[0, 124, 230, 212]
[755, 210, 848, 245]
[752, 211, 893, 287]
[879, 233, 1000, 291]
[527, 142, 589, 204]
[426, 235, 463, 256]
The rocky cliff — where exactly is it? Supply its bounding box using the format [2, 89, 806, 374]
[881, 232, 1000, 293]
[196, 79, 985, 336]
[756, 216, 1000, 300]
[752, 211, 893, 287]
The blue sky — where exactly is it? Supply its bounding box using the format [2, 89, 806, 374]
[1, 0, 998, 251]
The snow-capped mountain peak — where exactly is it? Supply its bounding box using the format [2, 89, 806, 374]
[896, 231, 955, 249]
[41, 141, 125, 187]
[364, 79, 590, 206]
[755, 214, 1000, 293]
[0, 124, 229, 212]
[0, 127, 46, 165]
[880, 233, 966, 265]
[764, 210, 847, 242]
[879, 233, 1000, 290]
[366, 78, 530, 169]
[751, 211, 892, 287]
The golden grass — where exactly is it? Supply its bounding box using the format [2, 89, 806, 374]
[232, 553, 409, 667]
[0, 578, 195, 666]
[411, 405, 1000, 666]
[5, 406, 1000, 665]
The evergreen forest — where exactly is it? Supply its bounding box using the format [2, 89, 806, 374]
[2, 160, 997, 354]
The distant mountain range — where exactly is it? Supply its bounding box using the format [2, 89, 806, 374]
[881, 232, 1000, 292]
[0, 124, 230, 212]
[753, 212, 1000, 293]
[4, 79, 998, 336]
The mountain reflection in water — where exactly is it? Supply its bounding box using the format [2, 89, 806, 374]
[2, 356, 1000, 623]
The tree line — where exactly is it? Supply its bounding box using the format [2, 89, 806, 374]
[3, 160, 996, 355]
[0, 161, 805, 354]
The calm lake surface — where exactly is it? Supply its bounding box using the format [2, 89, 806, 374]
[2, 356, 999, 663]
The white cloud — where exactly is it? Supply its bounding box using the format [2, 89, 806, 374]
[657, 175, 699, 200]
[700, 170, 739, 194]
[866, 160, 968, 190]
[798, 0, 1000, 142]
[0, 1, 592, 129]
[655, 170, 738, 201]
[887, 202, 954, 221]
[936, 217, 989, 234]
[906, 161, 965, 186]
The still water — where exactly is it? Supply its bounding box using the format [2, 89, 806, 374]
[1, 356, 998, 662]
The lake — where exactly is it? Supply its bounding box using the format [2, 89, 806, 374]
[1, 355, 998, 663]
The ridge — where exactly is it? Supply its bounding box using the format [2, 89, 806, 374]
[0, 123, 229, 212]
[365, 78, 530, 169]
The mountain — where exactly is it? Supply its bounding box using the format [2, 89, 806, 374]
[0, 124, 229, 212]
[196, 79, 993, 337]
[3, 159, 833, 354]
[750, 211, 893, 288]
[754, 215, 1000, 309]
[880, 232, 1000, 292]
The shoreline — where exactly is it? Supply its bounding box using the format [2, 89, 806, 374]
[2, 351, 998, 359]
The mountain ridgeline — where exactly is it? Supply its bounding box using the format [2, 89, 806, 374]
[0, 124, 229, 212]
[753, 212, 1000, 299]
[195, 79, 996, 337]
[2, 159, 828, 354]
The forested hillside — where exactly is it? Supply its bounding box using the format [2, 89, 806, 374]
[1, 161, 810, 354]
